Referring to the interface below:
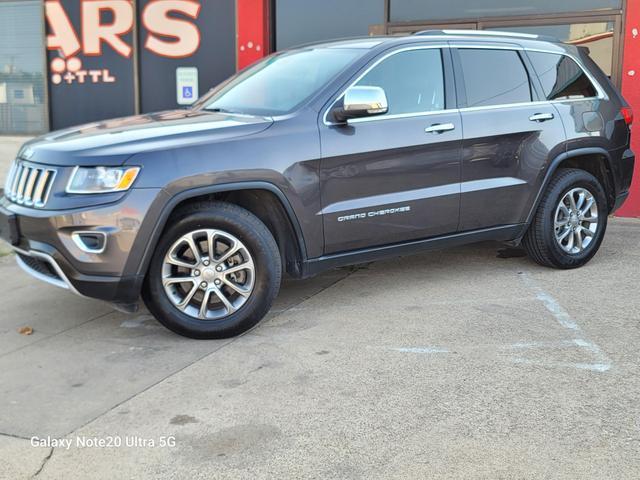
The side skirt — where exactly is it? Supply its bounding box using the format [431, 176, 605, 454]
[300, 224, 527, 278]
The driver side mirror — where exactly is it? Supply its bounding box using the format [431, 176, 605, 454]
[332, 86, 388, 123]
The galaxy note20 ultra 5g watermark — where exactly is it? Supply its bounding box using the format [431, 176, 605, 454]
[31, 435, 177, 450]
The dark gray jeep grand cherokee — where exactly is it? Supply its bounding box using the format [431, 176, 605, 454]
[0, 31, 635, 338]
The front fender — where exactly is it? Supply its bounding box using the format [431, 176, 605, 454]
[121, 181, 310, 288]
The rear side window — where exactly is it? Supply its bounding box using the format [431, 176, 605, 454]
[527, 51, 598, 100]
[458, 49, 532, 107]
[355, 49, 445, 115]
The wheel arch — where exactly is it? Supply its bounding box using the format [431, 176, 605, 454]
[134, 182, 309, 284]
[525, 147, 616, 226]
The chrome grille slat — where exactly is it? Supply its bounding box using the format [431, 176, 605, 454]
[4, 161, 17, 193]
[15, 167, 30, 202]
[4, 160, 57, 208]
[9, 163, 23, 200]
[23, 168, 40, 205]
[32, 170, 51, 207]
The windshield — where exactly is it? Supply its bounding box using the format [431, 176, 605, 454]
[201, 48, 364, 116]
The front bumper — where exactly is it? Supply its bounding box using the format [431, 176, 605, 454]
[0, 188, 161, 304]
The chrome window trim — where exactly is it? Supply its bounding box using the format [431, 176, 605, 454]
[347, 108, 453, 124]
[458, 100, 550, 113]
[322, 43, 607, 126]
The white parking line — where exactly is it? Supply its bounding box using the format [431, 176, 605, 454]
[390, 347, 450, 354]
[518, 272, 612, 372]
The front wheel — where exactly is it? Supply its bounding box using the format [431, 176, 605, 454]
[142, 201, 282, 339]
[522, 168, 608, 269]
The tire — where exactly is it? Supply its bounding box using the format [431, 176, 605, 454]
[142, 201, 281, 339]
[522, 168, 608, 269]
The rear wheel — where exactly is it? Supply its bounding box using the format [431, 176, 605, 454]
[522, 168, 608, 269]
[142, 201, 281, 339]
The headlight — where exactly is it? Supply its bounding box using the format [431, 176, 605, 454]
[66, 166, 140, 194]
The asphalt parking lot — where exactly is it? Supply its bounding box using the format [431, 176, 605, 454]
[1, 216, 640, 479]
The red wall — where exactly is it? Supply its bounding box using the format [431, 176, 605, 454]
[236, 0, 269, 70]
[619, 0, 640, 217]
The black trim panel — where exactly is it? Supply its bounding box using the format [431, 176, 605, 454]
[301, 224, 525, 277]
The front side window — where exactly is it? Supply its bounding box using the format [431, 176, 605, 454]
[458, 49, 532, 107]
[202, 48, 364, 116]
[355, 49, 445, 116]
[527, 51, 598, 100]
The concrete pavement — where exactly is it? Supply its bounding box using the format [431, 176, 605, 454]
[1, 218, 639, 479]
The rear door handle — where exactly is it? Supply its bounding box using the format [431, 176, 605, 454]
[529, 113, 555, 122]
[425, 123, 455, 134]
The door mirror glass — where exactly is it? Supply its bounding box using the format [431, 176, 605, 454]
[333, 86, 388, 122]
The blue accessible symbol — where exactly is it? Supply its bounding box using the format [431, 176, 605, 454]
[182, 86, 193, 99]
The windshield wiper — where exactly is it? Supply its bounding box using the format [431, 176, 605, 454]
[207, 107, 240, 114]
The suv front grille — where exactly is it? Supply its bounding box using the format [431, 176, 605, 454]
[4, 161, 57, 208]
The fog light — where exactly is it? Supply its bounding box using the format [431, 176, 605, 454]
[72, 231, 107, 254]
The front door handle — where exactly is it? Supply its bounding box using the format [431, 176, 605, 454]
[529, 113, 555, 122]
[425, 123, 455, 134]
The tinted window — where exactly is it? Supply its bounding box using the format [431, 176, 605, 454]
[391, 0, 621, 22]
[355, 49, 445, 115]
[203, 48, 363, 116]
[528, 51, 598, 100]
[458, 49, 532, 107]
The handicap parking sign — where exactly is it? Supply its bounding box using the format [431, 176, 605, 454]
[176, 67, 199, 105]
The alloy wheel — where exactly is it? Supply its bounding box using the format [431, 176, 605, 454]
[161, 229, 255, 320]
[554, 187, 599, 254]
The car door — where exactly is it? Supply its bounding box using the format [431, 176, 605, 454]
[319, 46, 462, 254]
[451, 45, 566, 231]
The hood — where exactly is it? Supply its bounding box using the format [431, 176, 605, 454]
[20, 110, 273, 167]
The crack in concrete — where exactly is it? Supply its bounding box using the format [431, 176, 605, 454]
[32, 447, 54, 478]
[0, 431, 30, 440]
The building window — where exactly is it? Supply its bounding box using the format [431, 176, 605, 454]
[487, 23, 615, 77]
[0, 1, 47, 134]
[275, 0, 385, 50]
[390, 0, 622, 23]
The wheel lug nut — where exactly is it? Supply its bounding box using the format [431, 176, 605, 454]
[203, 260, 210, 266]
[194, 270, 200, 276]
[214, 279, 222, 286]
[216, 266, 223, 272]
[200, 282, 208, 288]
